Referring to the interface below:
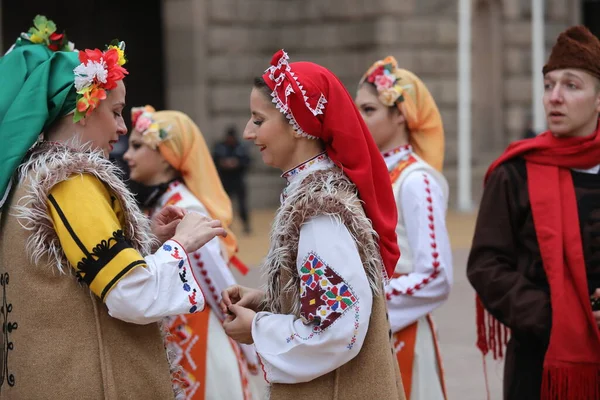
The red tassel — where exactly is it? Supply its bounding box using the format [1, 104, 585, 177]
[476, 295, 511, 360]
[230, 255, 249, 275]
[541, 364, 600, 400]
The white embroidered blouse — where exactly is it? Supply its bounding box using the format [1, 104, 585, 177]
[383, 145, 453, 333]
[251, 153, 374, 384]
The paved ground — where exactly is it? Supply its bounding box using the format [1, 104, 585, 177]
[229, 208, 505, 400]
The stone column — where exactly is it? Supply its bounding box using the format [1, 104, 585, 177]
[162, 0, 209, 134]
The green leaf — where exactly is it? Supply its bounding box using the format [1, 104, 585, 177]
[342, 298, 354, 306]
[73, 110, 85, 123]
[33, 15, 56, 35]
[325, 291, 336, 299]
[315, 269, 323, 276]
[32, 15, 47, 30]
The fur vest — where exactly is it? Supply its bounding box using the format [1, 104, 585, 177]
[0, 143, 175, 399]
[262, 166, 406, 400]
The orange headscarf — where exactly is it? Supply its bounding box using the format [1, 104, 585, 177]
[360, 56, 445, 172]
[133, 108, 238, 260]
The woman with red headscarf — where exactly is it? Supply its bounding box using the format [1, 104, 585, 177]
[220, 50, 405, 399]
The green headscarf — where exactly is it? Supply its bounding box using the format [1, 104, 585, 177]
[0, 37, 78, 207]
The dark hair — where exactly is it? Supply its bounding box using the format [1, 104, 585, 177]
[253, 76, 271, 98]
[226, 125, 238, 137]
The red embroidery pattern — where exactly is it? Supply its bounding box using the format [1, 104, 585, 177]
[281, 152, 328, 180]
[171, 247, 182, 260]
[389, 155, 417, 185]
[387, 173, 441, 299]
[382, 144, 411, 159]
[164, 191, 182, 207]
[192, 251, 220, 307]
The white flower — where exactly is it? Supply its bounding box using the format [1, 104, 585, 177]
[73, 60, 107, 91]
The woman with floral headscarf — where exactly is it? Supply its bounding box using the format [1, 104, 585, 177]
[123, 107, 259, 400]
[219, 50, 405, 400]
[355, 57, 452, 400]
[0, 16, 225, 399]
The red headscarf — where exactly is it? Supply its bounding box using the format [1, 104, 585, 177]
[262, 50, 400, 279]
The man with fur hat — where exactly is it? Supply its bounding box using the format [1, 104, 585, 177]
[467, 26, 600, 399]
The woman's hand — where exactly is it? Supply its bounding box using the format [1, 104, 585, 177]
[151, 205, 186, 244]
[223, 304, 256, 344]
[220, 285, 265, 314]
[172, 212, 227, 253]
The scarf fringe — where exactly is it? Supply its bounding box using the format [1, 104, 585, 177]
[541, 364, 600, 400]
[476, 296, 510, 359]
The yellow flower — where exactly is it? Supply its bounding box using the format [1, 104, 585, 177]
[379, 88, 401, 107]
[108, 45, 126, 66]
[29, 33, 44, 44]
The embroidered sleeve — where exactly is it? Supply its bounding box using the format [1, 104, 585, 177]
[106, 240, 205, 324]
[48, 174, 204, 324]
[170, 193, 237, 317]
[161, 188, 258, 362]
[386, 171, 453, 332]
[251, 215, 373, 384]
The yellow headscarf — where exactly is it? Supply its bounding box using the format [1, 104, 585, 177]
[133, 107, 238, 260]
[360, 56, 445, 172]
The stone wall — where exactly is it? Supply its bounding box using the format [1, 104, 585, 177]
[162, 0, 582, 210]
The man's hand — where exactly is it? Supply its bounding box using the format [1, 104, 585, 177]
[151, 205, 186, 244]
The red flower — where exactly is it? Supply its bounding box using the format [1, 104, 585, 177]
[76, 86, 107, 116]
[367, 65, 384, 83]
[49, 32, 63, 42]
[78, 48, 103, 64]
[47, 32, 64, 51]
[131, 109, 144, 127]
[103, 48, 128, 89]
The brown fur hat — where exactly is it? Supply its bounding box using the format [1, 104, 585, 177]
[543, 25, 600, 80]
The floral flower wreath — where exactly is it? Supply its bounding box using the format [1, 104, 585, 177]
[10, 16, 128, 122]
[361, 56, 410, 107]
[22, 15, 75, 52]
[131, 106, 172, 149]
[73, 40, 128, 122]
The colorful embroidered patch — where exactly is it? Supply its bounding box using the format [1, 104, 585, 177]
[299, 252, 358, 332]
[281, 152, 328, 180]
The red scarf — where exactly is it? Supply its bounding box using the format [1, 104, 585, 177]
[262, 50, 400, 279]
[480, 121, 600, 399]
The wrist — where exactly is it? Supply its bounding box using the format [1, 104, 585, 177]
[170, 236, 190, 253]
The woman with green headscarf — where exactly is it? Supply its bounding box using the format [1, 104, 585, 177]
[0, 15, 225, 398]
